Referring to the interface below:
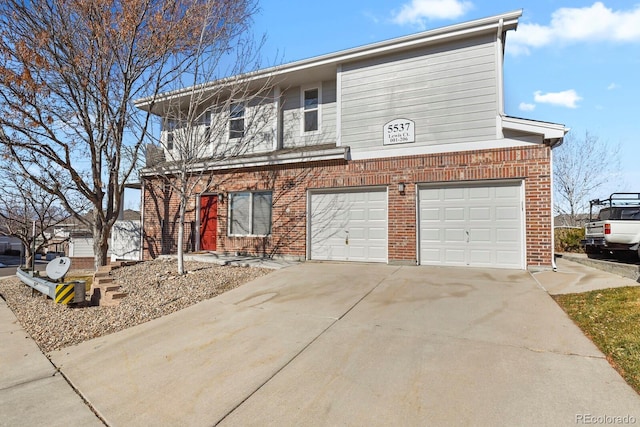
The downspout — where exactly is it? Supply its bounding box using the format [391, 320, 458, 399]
[495, 18, 506, 140]
[496, 18, 505, 117]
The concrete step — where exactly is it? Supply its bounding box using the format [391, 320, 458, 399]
[100, 291, 128, 307]
[93, 277, 113, 286]
[106, 291, 128, 300]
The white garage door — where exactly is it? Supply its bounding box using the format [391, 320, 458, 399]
[419, 182, 524, 269]
[309, 189, 387, 262]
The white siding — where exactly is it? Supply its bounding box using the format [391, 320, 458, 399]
[68, 238, 95, 257]
[341, 35, 497, 151]
[282, 80, 337, 148]
[110, 220, 142, 261]
[162, 92, 277, 160]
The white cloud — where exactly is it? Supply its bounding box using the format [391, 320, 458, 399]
[508, 2, 640, 55]
[607, 82, 620, 90]
[392, 0, 473, 28]
[519, 102, 536, 112]
[534, 90, 582, 109]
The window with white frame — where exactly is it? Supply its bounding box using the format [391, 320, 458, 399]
[229, 191, 272, 236]
[197, 110, 211, 142]
[229, 102, 245, 139]
[302, 86, 320, 133]
[164, 118, 178, 150]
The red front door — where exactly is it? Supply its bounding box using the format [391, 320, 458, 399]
[199, 195, 218, 251]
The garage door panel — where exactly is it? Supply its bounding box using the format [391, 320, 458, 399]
[469, 249, 492, 264]
[469, 207, 491, 221]
[368, 227, 387, 240]
[444, 187, 465, 201]
[496, 206, 519, 220]
[350, 208, 366, 220]
[496, 228, 520, 242]
[310, 190, 387, 263]
[470, 228, 491, 243]
[495, 185, 520, 198]
[368, 191, 386, 202]
[421, 228, 441, 242]
[445, 228, 465, 242]
[469, 187, 490, 199]
[420, 188, 440, 202]
[368, 208, 386, 221]
[444, 207, 465, 220]
[422, 208, 440, 221]
[496, 250, 521, 265]
[419, 182, 523, 269]
[444, 249, 465, 263]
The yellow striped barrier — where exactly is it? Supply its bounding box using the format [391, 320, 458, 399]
[55, 283, 75, 304]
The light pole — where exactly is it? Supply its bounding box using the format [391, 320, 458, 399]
[31, 220, 36, 273]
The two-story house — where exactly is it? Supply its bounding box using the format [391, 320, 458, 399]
[136, 10, 567, 270]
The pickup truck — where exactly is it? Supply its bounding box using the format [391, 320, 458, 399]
[581, 193, 640, 259]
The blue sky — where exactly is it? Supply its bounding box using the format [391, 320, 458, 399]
[252, 0, 640, 196]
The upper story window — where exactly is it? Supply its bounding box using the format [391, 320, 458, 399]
[197, 110, 211, 142]
[229, 102, 245, 139]
[229, 191, 272, 236]
[301, 84, 321, 133]
[164, 118, 178, 150]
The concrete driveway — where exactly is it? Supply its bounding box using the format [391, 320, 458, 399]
[49, 263, 640, 426]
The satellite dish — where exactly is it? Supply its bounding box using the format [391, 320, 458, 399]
[46, 257, 72, 280]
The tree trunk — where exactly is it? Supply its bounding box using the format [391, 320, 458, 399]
[92, 217, 110, 270]
[24, 250, 33, 271]
[177, 198, 186, 275]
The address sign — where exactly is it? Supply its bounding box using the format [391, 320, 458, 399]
[383, 118, 415, 145]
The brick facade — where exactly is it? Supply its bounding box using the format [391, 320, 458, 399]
[142, 144, 553, 268]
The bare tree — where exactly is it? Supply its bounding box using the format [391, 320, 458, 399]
[554, 131, 621, 226]
[0, 163, 71, 268]
[136, 5, 276, 274]
[0, 0, 256, 269]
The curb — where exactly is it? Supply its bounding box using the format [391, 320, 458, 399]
[559, 253, 640, 282]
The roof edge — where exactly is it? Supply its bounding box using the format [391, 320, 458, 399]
[135, 10, 523, 110]
[501, 115, 569, 146]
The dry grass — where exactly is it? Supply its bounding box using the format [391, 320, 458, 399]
[554, 286, 640, 393]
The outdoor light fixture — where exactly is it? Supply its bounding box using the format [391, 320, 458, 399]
[398, 182, 405, 193]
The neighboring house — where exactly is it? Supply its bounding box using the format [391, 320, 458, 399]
[137, 11, 567, 270]
[51, 210, 142, 261]
[0, 233, 23, 255]
[110, 210, 142, 262]
[554, 214, 591, 228]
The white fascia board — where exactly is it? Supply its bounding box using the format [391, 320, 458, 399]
[141, 147, 348, 176]
[349, 138, 538, 161]
[135, 10, 522, 111]
[501, 116, 568, 141]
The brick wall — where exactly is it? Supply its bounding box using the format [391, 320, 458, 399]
[69, 257, 96, 270]
[142, 145, 553, 267]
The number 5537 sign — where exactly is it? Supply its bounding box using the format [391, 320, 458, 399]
[383, 119, 415, 145]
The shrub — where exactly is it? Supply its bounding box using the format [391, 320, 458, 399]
[555, 227, 585, 253]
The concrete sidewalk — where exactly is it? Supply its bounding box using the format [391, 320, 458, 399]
[533, 256, 640, 295]
[0, 293, 102, 426]
[46, 262, 639, 426]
